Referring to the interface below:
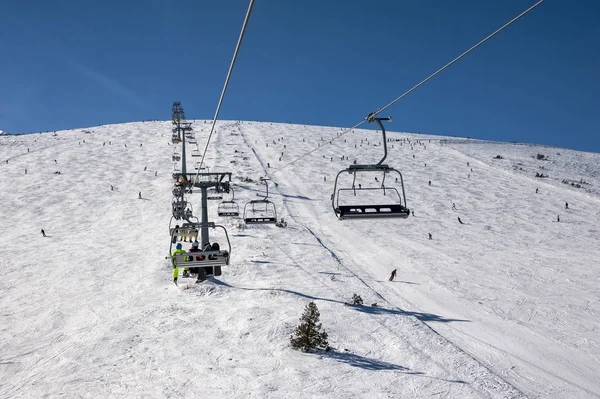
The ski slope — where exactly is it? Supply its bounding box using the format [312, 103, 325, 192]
[1, 121, 599, 398]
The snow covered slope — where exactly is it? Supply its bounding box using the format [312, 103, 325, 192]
[1, 121, 598, 398]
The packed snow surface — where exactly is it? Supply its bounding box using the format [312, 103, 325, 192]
[1, 121, 599, 398]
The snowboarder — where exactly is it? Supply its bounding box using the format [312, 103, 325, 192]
[565, 202, 569, 209]
[138, 192, 142, 199]
[41, 229, 46, 237]
[144, 166, 147, 171]
[458, 217, 464, 224]
[428, 233, 432, 240]
[389, 269, 397, 281]
[411, 210, 415, 217]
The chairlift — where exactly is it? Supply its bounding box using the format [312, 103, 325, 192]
[191, 149, 200, 157]
[169, 222, 231, 280]
[172, 150, 181, 162]
[331, 115, 409, 220]
[188, 138, 197, 144]
[243, 178, 277, 224]
[207, 187, 223, 201]
[172, 200, 193, 220]
[194, 162, 209, 172]
[173, 186, 184, 197]
[218, 187, 240, 217]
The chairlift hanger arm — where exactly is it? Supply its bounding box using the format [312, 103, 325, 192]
[366, 115, 392, 166]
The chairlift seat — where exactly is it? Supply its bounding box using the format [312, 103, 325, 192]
[244, 216, 277, 224]
[219, 210, 240, 217]
[336, 204, 410, 219]
[172, 250, 230, 268]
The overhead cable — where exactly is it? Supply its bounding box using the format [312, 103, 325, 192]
[273, 0, 545, 175]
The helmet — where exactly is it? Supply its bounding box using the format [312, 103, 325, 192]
[176, 243, 182, 249]
[192, 241, 199, 248]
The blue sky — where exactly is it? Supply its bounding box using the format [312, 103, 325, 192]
[1, 1, 599, 152]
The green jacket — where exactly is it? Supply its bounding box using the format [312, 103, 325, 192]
[171, 248, 186, 266]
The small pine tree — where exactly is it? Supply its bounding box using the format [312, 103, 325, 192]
[351, 294, 363, 306]
[290, 302, 329, 352]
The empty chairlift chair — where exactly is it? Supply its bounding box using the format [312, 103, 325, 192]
[191, 149, 200, 157]
[243, 177, 278, 224]
[331, 115, 409, 220]
[218, 187, 240, 217]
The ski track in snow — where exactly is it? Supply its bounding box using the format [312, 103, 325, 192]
[1, 121, 599, 398]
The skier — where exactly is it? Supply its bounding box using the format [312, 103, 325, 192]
[111, 185, 114, 191]
[144, 166, 147, 171]
[411, 210, 415, 217]
[458, 217, 464, 224]
[172, 243, 186, 284]
[428, 233, 432, 240]
[155, 171, 157, 176]
[428, 181, 431, 186]
[41, 229, 46, 237]
[536, 188, 538, 194]
[467, 162, 470, 166]
[389, 269, 397, 281]
[557, 215, 560, 222]
[452, 203, 456, 210]
[565, 202, 569, 209]
[138, 192, 142, 199]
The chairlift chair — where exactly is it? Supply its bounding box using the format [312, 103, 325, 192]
[243, 178, 277, 224]
[169, 222, 231, 279]
[218, 187, 240, 217]
[172, 200, 193, 220]
[207, 187, 223, 201]
[191, 149, 200, 157]
[331, 115, 409, 220]
[194, 162, 209, 172]
[172, 151, 181, 162]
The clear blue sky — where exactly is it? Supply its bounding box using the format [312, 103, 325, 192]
[1, 1, 599, 152]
